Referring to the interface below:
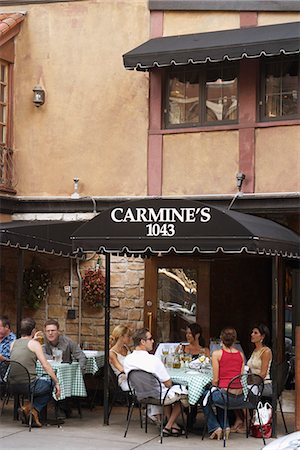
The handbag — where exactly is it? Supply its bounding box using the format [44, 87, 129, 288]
[251, 401, 272, 439]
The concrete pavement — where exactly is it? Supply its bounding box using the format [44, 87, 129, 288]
[0, 404, 295, 450]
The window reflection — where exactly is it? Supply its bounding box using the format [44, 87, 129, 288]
[168, 71, 199, 125]
[157, 268, 197, 343]
[206, 64, 238, 121]
[264, 57, 298, 119]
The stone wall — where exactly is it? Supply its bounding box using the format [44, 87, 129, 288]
[0, 248, 145, 349]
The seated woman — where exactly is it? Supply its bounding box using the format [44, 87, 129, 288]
[203, 327, 244, 440]
[247, 323, 272, 397]
[177, 323, 210, 358]
[109, 325, 132, 391]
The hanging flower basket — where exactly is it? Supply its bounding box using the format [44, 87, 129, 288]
[82, 267, 105, 308]
[22, 263, 51, 310]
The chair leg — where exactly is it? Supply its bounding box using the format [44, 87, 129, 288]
[223, 407, 228, 448]
[145, 404, 148, 434]
[278, 398, 288, 434]
[138, 402, 143, 429]
[124, 402, 135, 438]
[256, 407, 266, 447]
[179, 403, 188, 438]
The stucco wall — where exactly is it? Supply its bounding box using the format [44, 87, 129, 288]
[258, 12, 300, 25]
[7, 0, 149, 197]
[163, 11, 240, 35]
[162, 131, 239, 195]
[255, 126, 300, 193]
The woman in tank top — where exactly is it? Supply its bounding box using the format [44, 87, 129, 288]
[203, 327, 244, 440]
[109, 325, 132, 391]
[176, 323, 210, 359]
[247, 323, 272, 397]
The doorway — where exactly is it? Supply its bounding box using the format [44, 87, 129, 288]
[144, 256, 211, 346]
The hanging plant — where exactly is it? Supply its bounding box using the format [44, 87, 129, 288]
[22, 263, 51, 309]
[82, 267, 105, 308]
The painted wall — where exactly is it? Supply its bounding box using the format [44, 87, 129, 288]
[163, 11, 240, 35]
[255, 126, 300, 193]
[6, 0, 149, 197]
[162, 131, 239, 195]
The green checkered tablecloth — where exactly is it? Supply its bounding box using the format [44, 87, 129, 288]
[83, 351, 105, 375]
[36, 361, 87, 400]
[168, 368, 212, 405]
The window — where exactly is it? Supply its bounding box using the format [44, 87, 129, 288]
[261, 56, 299, 121]
[165, 62, 238, 128]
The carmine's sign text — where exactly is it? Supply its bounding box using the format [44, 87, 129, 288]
[111, 207, 211, 237]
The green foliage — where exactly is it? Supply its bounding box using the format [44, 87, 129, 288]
[22, 263, 50, 309]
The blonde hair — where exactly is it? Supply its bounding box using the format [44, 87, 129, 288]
[109, 325, 131, 348]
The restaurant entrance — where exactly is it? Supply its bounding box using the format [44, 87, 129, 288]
[144, 256, 211, 346]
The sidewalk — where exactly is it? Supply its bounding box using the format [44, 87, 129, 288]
[0, 404, 295, 450]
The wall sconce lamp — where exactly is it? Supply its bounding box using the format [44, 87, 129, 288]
[32, 85, 45, 107]
[236, 172, 246, 191]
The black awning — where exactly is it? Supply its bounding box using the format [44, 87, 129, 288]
[71, 198, 300, 258]
[123, 21, 300, 70]
[0, 220, 85, 257]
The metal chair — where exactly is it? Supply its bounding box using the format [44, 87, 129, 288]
[107, 366, 135, 424]
[124, 369, 187, 444]
[0, 360, 38, 431]
[203, 373, 265, 447]
[263, 360, 291, 434]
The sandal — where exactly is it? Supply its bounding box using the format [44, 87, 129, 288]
[163, 427, 180, 437]
[172, 426, 185, 435]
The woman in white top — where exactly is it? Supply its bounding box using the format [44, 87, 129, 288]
[109, 325, 132, 391]
[247, 323, 272, 397]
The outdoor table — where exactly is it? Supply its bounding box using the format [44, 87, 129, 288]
[36, 361, 87, 400]
[83, 350, 105, 375]
[168, 367, 212, 405]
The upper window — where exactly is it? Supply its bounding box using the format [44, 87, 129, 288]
[260, 56, 299, 121]
[164, 62, 238, 128]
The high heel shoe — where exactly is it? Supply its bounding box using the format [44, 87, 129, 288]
[209, 428, 222, 440]
[224, 427, 230, 440]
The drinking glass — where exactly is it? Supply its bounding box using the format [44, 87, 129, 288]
[52, 348, 63, 363]
[162, 347, 169, 356]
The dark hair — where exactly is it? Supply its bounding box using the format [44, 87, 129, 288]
[44, 319, 60, 329]
[20, 317, 36, 336]
[0, 315, 10, 329]
[187, 323, 205, 347]
[220, 327, 237, 348]
[253, 323, 270, 346]
[132, 328, 149, 347]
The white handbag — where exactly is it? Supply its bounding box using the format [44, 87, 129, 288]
[252, 401, 272, 426]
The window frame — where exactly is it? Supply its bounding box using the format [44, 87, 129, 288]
[259, 55, 300, 123]
[163, 62, 239, 129]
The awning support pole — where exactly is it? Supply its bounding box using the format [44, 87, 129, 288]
[16, 249, 24, 337]
[293, 269, 300, 430]
[103, 253, 111, 425]
[271, 256, 279, 437]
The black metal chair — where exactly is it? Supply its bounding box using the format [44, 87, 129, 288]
[263, 360, 291, 434]
[0, 360, 38, 431]
[107, 366, 134, 423]
[203, 373, 265, 447]
[124, 369, 187, 444]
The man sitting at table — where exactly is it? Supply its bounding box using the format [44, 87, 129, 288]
[42, 319, 87, 371]
[0, 315, 16, 361]
[124, 328, 188, 437]
[43, 319, 87, 419]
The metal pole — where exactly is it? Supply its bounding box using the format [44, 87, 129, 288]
[103, 253, 111, 425]
[271, 256, 279, 437]
[293, 270, 300, 430]
[16, 249, 24, 337]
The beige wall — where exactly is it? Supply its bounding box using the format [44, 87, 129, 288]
[255, 126, 300, 193]
[162, 131, 239, 195]
[5, 0, 149, 197]
[163, 11, 240, 35]
[258, 12, 300, 25]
